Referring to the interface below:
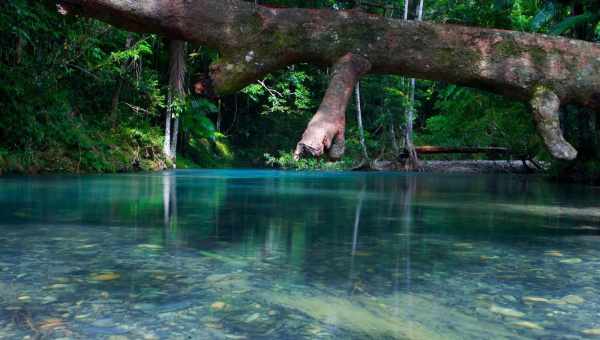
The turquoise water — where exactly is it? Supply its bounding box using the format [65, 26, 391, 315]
[0, 170, 599, 339]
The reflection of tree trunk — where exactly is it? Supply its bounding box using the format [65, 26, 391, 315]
[349, 186, 366, 294]
[111, 34, 134, 125]
[402, 176, 416, 290]
[351, 189, 365, 256]
[163, 174, 177, 228]
[356, 81, 369, 161]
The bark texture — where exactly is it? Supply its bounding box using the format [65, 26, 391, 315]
[164, 40, 186, 161]
[294, 53, 370, 160]
[57, 0, 600, 160]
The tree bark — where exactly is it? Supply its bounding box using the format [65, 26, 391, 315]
[57, 0, 600, 160]
[408, 146, 508, 155]
[294, 53, 371, 160]
[164, 40, 187, 161]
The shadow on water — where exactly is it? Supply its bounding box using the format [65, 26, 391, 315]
[0, 170, 599, 338]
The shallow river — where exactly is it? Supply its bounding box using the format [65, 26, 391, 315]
[0, 170, 599, 339]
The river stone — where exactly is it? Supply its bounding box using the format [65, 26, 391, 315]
[559, 258, 582, 264]
[211, 301, 226, 311]
[490, 305, 525, 318]
[92, 273, 121, 281]
[206, 274, 230, 283]
[108, 336, 129, 340]
[245, 313, 260, 323]
[523, 296, 550, 304]
[38, 319, 64, 331]
[512, 321, 543, 330]
[582, 328, 600, 336]
[544, 251, 563, 257]
[561, 295, 584, 305]
[49, 284, 69, 289]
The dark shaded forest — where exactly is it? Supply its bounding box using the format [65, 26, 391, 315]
[1, 0, 599, 182]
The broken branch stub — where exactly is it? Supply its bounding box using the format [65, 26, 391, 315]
[294, 53, 371, 161]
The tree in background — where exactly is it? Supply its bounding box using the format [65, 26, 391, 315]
[164, 40, 187, 163]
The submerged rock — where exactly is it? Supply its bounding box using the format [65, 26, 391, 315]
[211, 301, 226, 311]
[544, 251, 563, 257]
[559, 258, 582, 264]
[92, 273, 121, 281]
[38, 318, 65, 331]
[560, 295, 584, 305]
[245, 313, 260, 323]
[490, 305, 525, 318]
[523, 297, 550, 304]
[582, 328, 600, 336]
[512, 321, 543, 330]
[137, 244, 163, 250]
[453, 243, 474, 249]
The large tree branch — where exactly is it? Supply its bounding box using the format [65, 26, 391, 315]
[294, 53, 371, 160]
[56, 0, 600, 160]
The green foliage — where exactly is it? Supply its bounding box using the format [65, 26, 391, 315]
[418, 86, 542, 159]
[264, 152, 351, 171]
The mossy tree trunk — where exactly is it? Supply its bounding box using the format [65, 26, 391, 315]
[57, 0, 600, 163]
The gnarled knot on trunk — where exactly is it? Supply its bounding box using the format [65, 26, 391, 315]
[294, 53, 371, 161]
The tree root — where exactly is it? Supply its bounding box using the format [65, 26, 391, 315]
[294, 53, 371, 160]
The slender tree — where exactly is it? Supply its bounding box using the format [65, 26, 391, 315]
[356, 81, 369, 161]
[403, 0, 423, 170]
[164, 40, 187, 162]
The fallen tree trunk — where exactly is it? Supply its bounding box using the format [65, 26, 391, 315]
[56, 0, 600, 161]
[407, 146, 509, 155]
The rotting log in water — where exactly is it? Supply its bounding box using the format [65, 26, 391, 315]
[55, 0, 600, 161]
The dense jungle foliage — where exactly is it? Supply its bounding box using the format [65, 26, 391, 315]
[1, 0, 599, 182]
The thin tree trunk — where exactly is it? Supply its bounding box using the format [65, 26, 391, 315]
[390, 123, 400, 155]
[15, 35, 23, 65]
[170, 116, 180, 158]
[404, 0, 423, 170]
[356, 81, 369, 161]
[164, 40, 187, 162]
[216, 99, 223, 132]
[164, 97, 172, 157]
[383, 8, 400, 156]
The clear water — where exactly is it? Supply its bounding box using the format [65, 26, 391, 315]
[0, 170, 599, 339]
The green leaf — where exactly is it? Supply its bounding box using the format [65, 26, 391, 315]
[551, 12, 598, 35]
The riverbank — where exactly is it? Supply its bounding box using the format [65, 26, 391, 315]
[0, 126, 171, 175]
[354, 159, 542, 174]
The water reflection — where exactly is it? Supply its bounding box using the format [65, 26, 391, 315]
[0, 170, 599, 339]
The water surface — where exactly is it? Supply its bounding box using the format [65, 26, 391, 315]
[0, 170, 599, 339]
